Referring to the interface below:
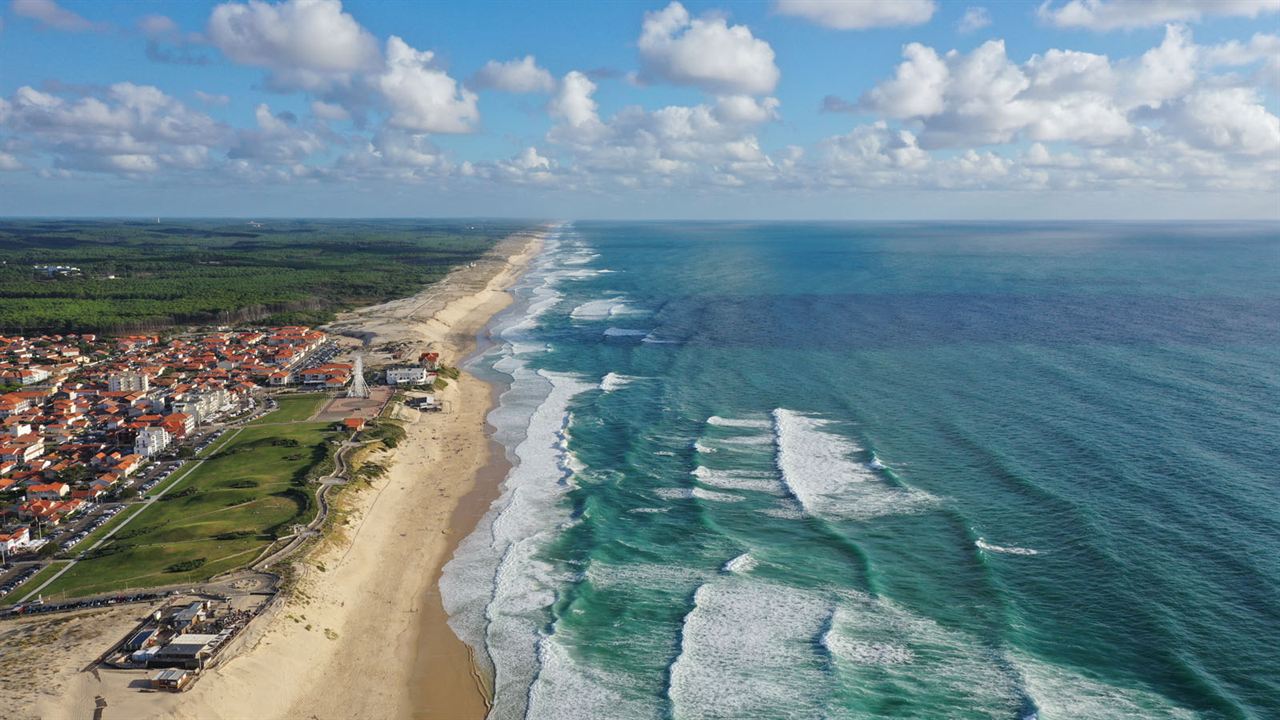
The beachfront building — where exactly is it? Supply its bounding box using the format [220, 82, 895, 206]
[134, 426, 172, 458]
[108, 372, 150, 393]
[385, 366, 430, 385]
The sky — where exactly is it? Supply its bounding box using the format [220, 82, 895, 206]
[0, 0, 1277, 219]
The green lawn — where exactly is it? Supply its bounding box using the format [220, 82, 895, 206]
[37, 422, 337, 600]
[251, 394, 327, 425]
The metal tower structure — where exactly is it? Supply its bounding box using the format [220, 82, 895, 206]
[347, 354, 370, 398]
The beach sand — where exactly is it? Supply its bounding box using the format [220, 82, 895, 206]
[13, 229, 543, 720]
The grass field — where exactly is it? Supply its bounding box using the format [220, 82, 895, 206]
[251, 394, 327, 425]
[37, 422, 337, 599]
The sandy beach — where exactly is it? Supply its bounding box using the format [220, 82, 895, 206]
[10, 229, 543, 720]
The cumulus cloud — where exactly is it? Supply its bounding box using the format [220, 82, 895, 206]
[857, 26, 1222, 148]
[638, 2, 779, 95]
[473, 56, 556, 93]
[959, 6, 992, 32]
[0, 83, 226, 174]
[311, 100, 350, 121]
[375, 36, 479, 134]
[545, 66, 783, 190]
[549, 71, 602, 129]
[228, 103, 327, 166]
[11, 0, 103, 32]
[207, 0, 381, 90]
[774, 0, 936, 29]
[1038, 0, 1280, 31]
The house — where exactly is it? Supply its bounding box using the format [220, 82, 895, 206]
[160, 413, 193, 438]
[26, 482, 70, 500]
[385, 366, 430, 385]
[300, 364, 353, 386]
[0, 526, 32, 553]
[267, 371, 292, 386]
[340, 417, 365, 432]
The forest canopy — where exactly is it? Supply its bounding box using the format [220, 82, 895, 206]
[0, 219, 531, 333]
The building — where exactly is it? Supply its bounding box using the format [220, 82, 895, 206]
[150, 668, 192, 691]
[134, 426, 172, 458]
[340, 417, 365, 432]
[385, 366, 430, 385]
[151, 633, 219, 669]
[108, 372, 150, 393]
[0, 526, 32, 554]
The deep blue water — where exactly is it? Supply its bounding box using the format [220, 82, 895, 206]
[442, 222, 1280, 720]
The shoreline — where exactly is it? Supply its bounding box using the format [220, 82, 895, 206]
[21, 228, 545, 720]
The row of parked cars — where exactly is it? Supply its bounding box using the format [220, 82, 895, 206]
[60, 504, 127, 553]
[0, 565, 42, 598]
[2, 590, 172, 617]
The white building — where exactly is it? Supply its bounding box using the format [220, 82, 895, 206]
[109, 372, 150, 393]
[135, 426, 172, 458]
[385, 366, 430, 385]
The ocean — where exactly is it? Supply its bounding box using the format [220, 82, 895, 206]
[440, 222, 1280, 720]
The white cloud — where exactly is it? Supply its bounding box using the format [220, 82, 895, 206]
[137, 14, 179, 38]
[714, 95, 781, 124]
[0, 152, 23, 171]
[375, 36, 479, 134]
[207, 0, 381, 90]
[1164, 87, 1280, 155]
[228, 103, 326, 165]
[959, 7, 992, 33]
[311, 99, 350, 121]
[775, 0, 936, 29]
[1038, 0, 1280, 31]
[860, 31, 1223, 148]
[1, 83, 225, 174]
[545, 67, 783, 190]
[473, 56, 555, 93]
[11, 0, 100, 32]
[1121, 24, 1197, 109]
[861, 43, 950, 118]
[194, 90, 231, 106]
[638, 2, 779, 95]
[549, 71, 601, 129]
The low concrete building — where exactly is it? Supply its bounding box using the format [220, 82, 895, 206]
[150, 668, 192, 691]
[385, 366, 430, 385]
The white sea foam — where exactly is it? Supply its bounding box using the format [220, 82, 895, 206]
[668, 580, 833, 718]
[693, 441, 717, 453]
[641, 333, 679, 344]
[603, 327, 648, 337]
[772, 408, 938, 521]
[439, 227, 598, 720]
[571, 297, 639, 320]
[527, 633, 662, 720]
[692, 466, 781, 494]
[693, 487, 746, 503]
[1011, 650, 1199, 720]
[600, 372, 642, 392]
[707, 415, 772, 429]
[628, 507, 669, 514]
[722, 553, 757, 574]
[976, 538, 1040, 556]
[869, 453, 887, 471]
[654, 487, 694, 500]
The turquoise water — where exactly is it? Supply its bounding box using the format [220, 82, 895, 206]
[441, 222, 1280, 720]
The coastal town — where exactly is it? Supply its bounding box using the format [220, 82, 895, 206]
[0, 322, 449, 696]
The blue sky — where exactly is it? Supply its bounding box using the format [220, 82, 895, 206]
[0, 0, 1277, 218]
